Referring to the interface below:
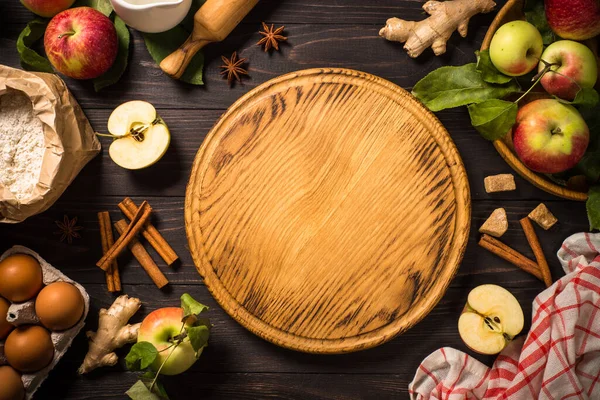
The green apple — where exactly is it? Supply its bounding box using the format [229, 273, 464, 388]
[137, 307, 202, 376]
[107, 101, 171, 170]
[513, 99, 589, 173]
[489, 21, 543, 76]
[539, 40, 598, 101]
[458, 284, 524, 355]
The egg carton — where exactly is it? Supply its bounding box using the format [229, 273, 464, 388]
[0, 245, 90, 400]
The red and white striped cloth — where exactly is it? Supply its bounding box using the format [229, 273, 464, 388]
[409, 232, 600, 399]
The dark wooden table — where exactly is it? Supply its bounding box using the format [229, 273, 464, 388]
[0, 1, 588, 398]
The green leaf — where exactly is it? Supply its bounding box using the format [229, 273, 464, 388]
[186, 324, 210, 354]
[151, 380, 170, 400]
[93, 15, 130, 91]
[524, 0, 555, 45]
[412, 64, 521, 112]
[125, 342, 159, 371]
[468, 99, 518, 141]
[74, 0, 113, 16]
[571, 88, 599, 108]
[587, 186, 600, 230]
[17, 19, 53, 73]
[475, 50, 513, 84]
[143, 27, 205, 85]
[126, 380, 163, 400]
[180, 293, 209, 320]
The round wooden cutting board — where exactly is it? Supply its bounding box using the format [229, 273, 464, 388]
[185, 68, 471, 353]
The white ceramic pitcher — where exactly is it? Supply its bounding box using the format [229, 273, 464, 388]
[110, 0, 192, 33]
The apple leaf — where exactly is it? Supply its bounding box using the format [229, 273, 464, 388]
[126, 380, 167, 400]
[142, 27, 205, 85]
[186, 324, 210, 354]
[587, 186, 600, 230]
[412, 64, 521, 112]
[125, 342, 159, 371]
[571, 88, 600, 108]
[524, 0, 555, 45]
[74, 0, 113, 16]
[93, 15, 130, 92]
[180, 293, 209, 320]
[141, 0, 206, 85]
[475, 50, 513, 84]
[17, 19, 53, 73]
[467, 99, 518, 141]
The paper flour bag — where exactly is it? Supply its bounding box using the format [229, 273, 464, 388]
[0, 65, 101, 223]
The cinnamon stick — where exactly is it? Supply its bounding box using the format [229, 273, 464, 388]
[478, 234, 543, 281]
[520, 217, 553, 287]
[114, 219, 169, 289]
[97, 201, 152, 272]
[98, 212, 121, 292]
[118, 198, 178, 266]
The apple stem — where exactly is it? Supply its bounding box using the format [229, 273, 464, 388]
[150, 344, 178, 392]
[514, 62, 554, 104]
[57, 30, 76, 39]
[95, 133, 116, 138]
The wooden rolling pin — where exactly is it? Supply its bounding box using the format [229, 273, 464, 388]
[160, 0, 259, 79]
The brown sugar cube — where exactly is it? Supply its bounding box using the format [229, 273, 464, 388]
[484, 174, 516, 193]
[479, 208, 508, 237]
[528, 203, 557, 230]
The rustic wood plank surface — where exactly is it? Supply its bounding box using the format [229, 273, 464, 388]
[0, 0, 590, 398]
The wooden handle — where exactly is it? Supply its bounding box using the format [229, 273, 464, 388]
[160, 0, 259, 79]
[160, 36, 208, 79]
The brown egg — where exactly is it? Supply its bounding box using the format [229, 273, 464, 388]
[0, 296, 14, 339]
[0, 254, 44, 302]
[4, 325, 54, 373]
[35, 282, 84, 331]
[0, 366, 25, 400]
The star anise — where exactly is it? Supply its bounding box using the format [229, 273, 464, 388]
[220, 52, 248, 86]
[257, 22, 287, 52]
[54, 215, 83, 244]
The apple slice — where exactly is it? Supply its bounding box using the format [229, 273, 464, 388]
[458, 284, 524, 355]
[107, 101, 171, 170]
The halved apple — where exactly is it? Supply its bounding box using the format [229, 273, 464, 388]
[458, 284, 524, 355]
[107, 101, 171, 170]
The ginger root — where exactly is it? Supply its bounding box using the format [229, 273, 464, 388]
[78, 295, 142, 374]
[379, 0, 496, 58]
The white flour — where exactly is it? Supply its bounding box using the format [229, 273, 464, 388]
[0, 90, 45, 201]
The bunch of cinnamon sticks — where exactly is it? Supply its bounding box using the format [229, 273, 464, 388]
[97, 198, 178, 292]
[479, 217, 552, 287]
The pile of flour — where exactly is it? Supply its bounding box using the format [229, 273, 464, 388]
[0, 90, 45, 201]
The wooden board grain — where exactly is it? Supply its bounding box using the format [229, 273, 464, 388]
[185, 68, 471, 353]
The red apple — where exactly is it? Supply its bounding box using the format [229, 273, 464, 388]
[20, 0, 75, 18]
[513, 99, 589, 174]
[44, 7, 118, 80]
[539, 40, 598, 101]
[545, 0, 600, 40]
[137, 307, 201, 376]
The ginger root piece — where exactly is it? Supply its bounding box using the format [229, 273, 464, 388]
[78, 295, 141, 374]
[479, 208, 508, 237]
[379, 0, 496, 58]
[528, 203, 558, 230]
[484, 174, 516, 193]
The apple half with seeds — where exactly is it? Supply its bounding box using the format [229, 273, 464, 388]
[107, 101, 170, 170]
[458, 284, 524, 355]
